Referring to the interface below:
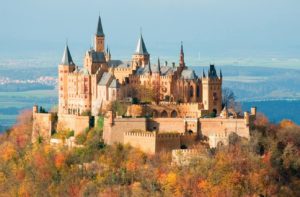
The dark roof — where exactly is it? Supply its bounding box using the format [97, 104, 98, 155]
[135, 34, 149, 55]
[108, 60, 131, 68]
[96, 16, 105, 37]
[135, 63, 174, 76]
[208, 64, 218, 79]
[98, 72, 112, 85]
[181, 69, 198, 80]
[88, 50, 106, 63]
[61, 44, 75, 66]
[109, 79, 120, 88]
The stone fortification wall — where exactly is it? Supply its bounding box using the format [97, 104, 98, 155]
[103, 117, 147, 145]
[199, 118, 250, 139]
[180, 134, 198, 148]
[155, 133, 181, 152]
[57, 114, 90, 136]
[147, 118, 185, 133]
[124, 132, 156, 154]
[32, 112, 54, 142]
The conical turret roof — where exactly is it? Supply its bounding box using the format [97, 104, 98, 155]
[135, 34, 149, 55]
[61, 44, 75, 66]
[96, 15, 105, 37]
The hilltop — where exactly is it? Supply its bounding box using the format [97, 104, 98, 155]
[0, 111, 300, 196]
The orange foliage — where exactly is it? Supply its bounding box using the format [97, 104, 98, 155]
[280, 119, 296, 128]
[255, 112, 269, 126]
[54, 153, 66, 169]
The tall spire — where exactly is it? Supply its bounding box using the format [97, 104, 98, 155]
[202, 68, 206, 78]
[157, 58, 161, 74]
[145, 60, 152, 75]
[96, 15, 105, 37]
[179, 41, 185, 67]
[135, 33, 149, 55]
[61, 44, 75, 66]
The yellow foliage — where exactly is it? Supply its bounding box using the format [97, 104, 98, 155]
[129, 105, 143, 117]
[0, 172, 6, 184]
[166, 172, 177, 187]
[0, 141, 16, 162]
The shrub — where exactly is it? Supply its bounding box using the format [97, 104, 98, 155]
[81, 110, 91, 116]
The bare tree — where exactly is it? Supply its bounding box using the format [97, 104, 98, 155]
[222, 88, 236, 108]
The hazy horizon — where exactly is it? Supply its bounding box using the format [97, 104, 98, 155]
[1, 0, 300, 68]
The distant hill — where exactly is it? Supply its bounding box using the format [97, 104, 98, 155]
[192, 66, 300, 101]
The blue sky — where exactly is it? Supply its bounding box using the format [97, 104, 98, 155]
[0, 0, 300, 67]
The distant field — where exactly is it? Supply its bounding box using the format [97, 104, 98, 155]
[0, 89, 57, 98]
[0, 89, 57, 132]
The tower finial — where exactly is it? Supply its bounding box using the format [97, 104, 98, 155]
[179, 41, 185, 67]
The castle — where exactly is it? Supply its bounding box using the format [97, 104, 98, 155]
[32, 16, 256, 154]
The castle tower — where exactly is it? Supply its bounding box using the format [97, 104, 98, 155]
[179, 42, 185, 67]
[94, 15, 105, 52]
[202, 65, 222, 115]
[58, 44, 76, 114]
[132, 33, 150, 66]
[177, 42, 186, 76]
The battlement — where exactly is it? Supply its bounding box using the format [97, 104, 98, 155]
[157, 132, 181, 138]
[124, 131, 156, 138]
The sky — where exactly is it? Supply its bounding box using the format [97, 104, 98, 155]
[0, 0, 300, 68]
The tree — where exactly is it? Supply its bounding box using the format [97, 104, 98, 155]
[222, 88, 236, 108]
[109, 101, 128, 116]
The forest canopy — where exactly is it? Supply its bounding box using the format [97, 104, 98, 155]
[0, 111, 300, 196]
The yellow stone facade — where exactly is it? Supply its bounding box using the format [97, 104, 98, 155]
[57, 16, 223, 117]
[32, 16, 257, 154]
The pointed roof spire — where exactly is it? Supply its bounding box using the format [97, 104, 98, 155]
[96, 15, 105, 37]
[208, 64, 218, 78]
[135, 33, 149, 55]
[179, 41, 185, 67]
[61, 44, 75, 66]
[220, 69, 223, 78]
[202, 68, 206, 78]
[157, 58, 161, 74]
[181, 41, 184, 54]
[145, 60, 152, 75]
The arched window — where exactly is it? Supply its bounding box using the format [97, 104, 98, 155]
[161, 110, 168, 117]
[188, 130, 193, 134]
[171, 110, 178, 118]
[196, 85, 200, 97]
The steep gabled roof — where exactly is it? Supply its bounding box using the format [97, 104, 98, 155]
[208, 64, 219, 79]
[135, 34, 149, 55]
[109, 79, 120, 88]
[87, 49, 106, 63]
[98, 72, 112, 86]
[61, 44, 75, 66]
[181, 69, 198, 80]
[96, 15, 105, 37]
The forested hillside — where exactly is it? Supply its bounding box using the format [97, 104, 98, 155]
[0, 111, 300, 196]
